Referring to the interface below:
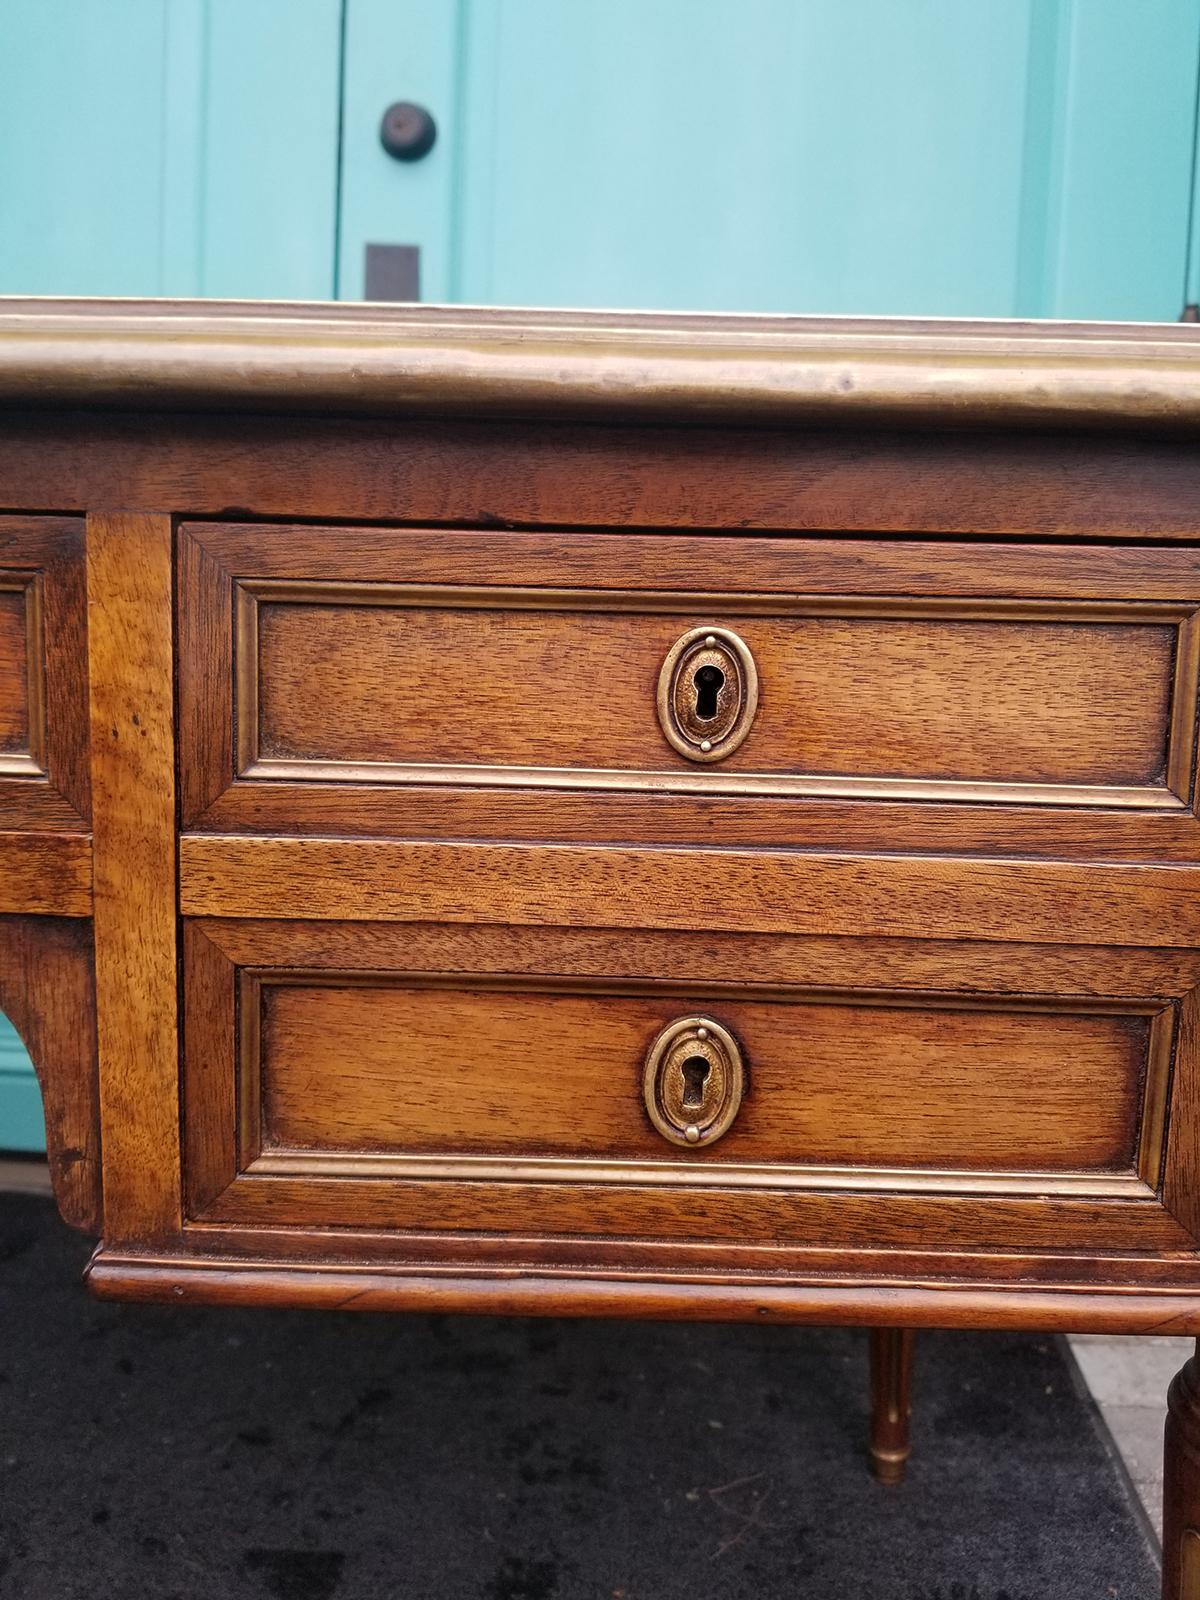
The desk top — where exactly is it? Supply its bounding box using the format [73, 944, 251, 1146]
[1, 297, 1200, 433]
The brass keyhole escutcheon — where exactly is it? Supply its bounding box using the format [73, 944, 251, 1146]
[642, 1015, 746, 1149]
[656, 626, 758, 763]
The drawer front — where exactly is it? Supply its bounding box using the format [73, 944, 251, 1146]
[0, 516, 88, 831]
[178, 523, 1200, 857]
[183, 919, 1200, 1256]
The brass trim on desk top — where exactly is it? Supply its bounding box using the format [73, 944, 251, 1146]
[1, 297, 1200, 430]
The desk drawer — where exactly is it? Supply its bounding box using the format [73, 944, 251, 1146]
[178, 522, 1200, 858]
[182, 919, 1200, 1255]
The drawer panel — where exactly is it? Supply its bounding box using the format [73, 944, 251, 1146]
[184, 919, 1200, 1254]
[178, 523, 1200, 855]
[263, 978, 1145, 1175]
[0, 516, 89, 831]
[251, 593, 1175, 796]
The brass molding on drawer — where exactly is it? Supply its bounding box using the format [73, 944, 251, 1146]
[243, 1150, 1164, 1204]
[231, 977, 1173, 1205]
[180, 836, 1200, 948]
[235, 761, 1189, 813]
[227, 970, 1172, 1200]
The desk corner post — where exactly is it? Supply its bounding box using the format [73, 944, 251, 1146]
[86, 511, 181, 1246]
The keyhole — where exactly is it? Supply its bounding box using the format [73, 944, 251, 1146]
[693, 664, 725, 720]
[680, 1054, 710, 1110]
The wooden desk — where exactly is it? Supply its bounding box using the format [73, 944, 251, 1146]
[4, 300, 1200, 1591]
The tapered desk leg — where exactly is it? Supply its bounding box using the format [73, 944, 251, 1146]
[869, 1327, 914, 1484]
[1165, 1341, 1200, 1597]
[0, 916, 99, 1233]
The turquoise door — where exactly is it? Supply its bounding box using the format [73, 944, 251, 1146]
[4, 0, 1199, 311]
[3, 0, 1200, 1147]
[338, 0, 1200, 318]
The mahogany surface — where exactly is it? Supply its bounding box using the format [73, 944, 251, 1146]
[3, 300, 1200, 1590]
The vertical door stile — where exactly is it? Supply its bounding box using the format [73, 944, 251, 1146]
[337, 0, 464, 301]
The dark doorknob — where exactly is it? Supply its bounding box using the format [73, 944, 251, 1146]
[380, 102, 437, 162]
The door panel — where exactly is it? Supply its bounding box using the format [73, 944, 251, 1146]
[1036, 0, 1200, 319]
[0, 0, 342, 298]
[340, 0, 1200, 317]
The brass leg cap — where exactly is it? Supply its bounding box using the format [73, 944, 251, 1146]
[870, 1448, 909, 1486]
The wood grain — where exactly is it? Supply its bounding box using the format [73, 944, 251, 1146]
[1167, 983, 1200, 1242]
[10, 412, 1200, 536]
[0, 915, 99, 1231]
[181, 921, 234, 1219]
[162, 1219, 1200, 1285]
[189, 778, 1200, 862]
[197, 916, 1200, 999]
[176, 524, 232, 827]
[192, 1171, 1191, 1254]
[179, 837, 1200, 948]
[0, 833, 91, 916]
[184, 522, 1200, 601]
[87, 513, 180, 1243]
